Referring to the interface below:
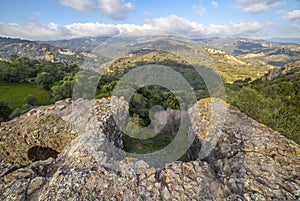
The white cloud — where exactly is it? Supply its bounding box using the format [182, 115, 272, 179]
[98, 0, 134, 20]
[192, 5, 207, 16]
[236, 0, 282, 13]
[0, 15, 263, 40]
[212, 1, 219, 8]
[60, 0, 94, 11]
[0, 23, 71, 41]
[205, 21, 262, 37]
[283, 10, 300, 20]
[59, 0, 134, 20]
[65, 22, 120, 37]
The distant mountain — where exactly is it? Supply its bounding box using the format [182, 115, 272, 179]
[0, 37, 98, 65]
[194, 37, 284, 55]
[238, 44, 300, 67]
[45, 37, 110, 52]
[193, 37, 300, 68]
[0, 37, 32, 45]
[266, 37, 300, 44]
[98, 38, 269, 84]
[45, 36, 292, 56]
[1, 36, 298, 81]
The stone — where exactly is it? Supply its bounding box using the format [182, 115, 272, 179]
[0, 97, 299, 200]
[27, 176, 44, 195]
[3, 167, 33, 183]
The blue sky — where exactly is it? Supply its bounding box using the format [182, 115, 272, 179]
[0, 0, 300, 40]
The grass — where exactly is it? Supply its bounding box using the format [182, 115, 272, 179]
[0, 81, 52, 110]
[123, 131, 172, 154]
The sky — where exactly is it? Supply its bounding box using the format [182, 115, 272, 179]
[0, 0, 299, 40]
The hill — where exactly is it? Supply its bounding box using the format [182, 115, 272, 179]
[0, 37, 98, 65]
[194, 37, 285, 55]
[45, 37, 110, 52]
[227, 61, 300, 144]
[238, 44, 300, 67]
[99, 38, 270, 84]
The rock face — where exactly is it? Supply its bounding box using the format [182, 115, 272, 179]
[0, 97, 300, 200]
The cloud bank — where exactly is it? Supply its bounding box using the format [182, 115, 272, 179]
[0, 15, 263, 41]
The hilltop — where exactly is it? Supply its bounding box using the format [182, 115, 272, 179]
[0, 97, 299, 200]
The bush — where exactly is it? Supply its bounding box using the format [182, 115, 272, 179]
[51, 81, 74, 101]
[0, 101, 12, 122]
[25, 95, 38, 106]
[36, 72, 54, 90]
[9, 108, 22, 119]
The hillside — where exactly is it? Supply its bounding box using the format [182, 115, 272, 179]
[0, 97, 299, 200]
[227, 61, 300, 144]
[45, 37, 110, 52]
[238, 44, 300, 67]
[195, 37, 300, 69]
[194, 37, 285, 55]
[0, 37, 280, 84]
[99, 38, 270, 84]
[204, 47, 269, 83]
[0, 37, 98, 65]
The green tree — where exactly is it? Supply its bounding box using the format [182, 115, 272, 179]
[36, 72, 54, 90]
[25, 95, 38, 106]
[0, 102, 12, 122]
[51, 81, 74, 101]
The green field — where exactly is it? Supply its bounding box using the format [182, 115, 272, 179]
[0, 81, 52, 110]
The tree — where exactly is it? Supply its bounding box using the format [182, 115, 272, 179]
[52, 81, 74, 101]
[0, 102, 12, 122]
[25, 95, 38, 106]
[36, 72, 54, 90]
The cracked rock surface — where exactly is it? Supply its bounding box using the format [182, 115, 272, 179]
[0, 97, 299, 200]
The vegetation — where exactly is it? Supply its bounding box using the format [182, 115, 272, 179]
[0, 56, 78, 121]
[0, 101, 12, 122]
[1, 50, 299, 150]
[226, 65, 300, 144]
[0, 81, 51, 109]
[96, 50, 300, 151]
[36, 72, 54, 90]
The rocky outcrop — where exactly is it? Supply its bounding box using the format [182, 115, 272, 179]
[262, 61, 300, 81]
[0, 97, 299, 200]
[205, 47, 248, 66]
[0, 98, 76, 167]
[43, 49, 54, 62]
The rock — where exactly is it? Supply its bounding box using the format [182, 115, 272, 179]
[27, 176, 44, 195]
[3, 167, 33, 183]
[162, 186, 171, 200]
[0, 97, 299, 200]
